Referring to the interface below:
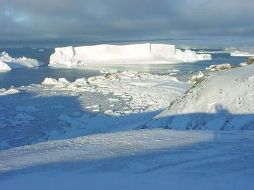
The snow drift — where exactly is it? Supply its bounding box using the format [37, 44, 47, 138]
[0, 52, 43, 72]
[49, 43, 211, 67]
[150, 65, 254, 130]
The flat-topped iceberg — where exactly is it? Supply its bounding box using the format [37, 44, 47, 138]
[49, 43, 211, 67]
[0, 52, 43, 72]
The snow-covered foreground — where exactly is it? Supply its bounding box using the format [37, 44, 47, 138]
[0, 71, 190, 149]
[150, 64, 254, 130]
[49, 43, 211, 67]
[0, 52, 43, 72]
[0, 129, 254, 190]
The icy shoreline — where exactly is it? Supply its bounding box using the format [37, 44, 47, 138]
[49, 43, 211, 67]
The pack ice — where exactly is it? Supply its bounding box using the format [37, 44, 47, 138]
[0, 52, 43, 72]
[49, 43, 211, 67]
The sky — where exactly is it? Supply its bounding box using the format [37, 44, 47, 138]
[1, 0, 254, 46]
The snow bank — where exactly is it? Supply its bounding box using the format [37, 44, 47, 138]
[150, 65, 254, 130]
[49, 43, 211, 67]
[0, 52, 44, 72]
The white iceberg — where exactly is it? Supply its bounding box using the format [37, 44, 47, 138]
[0, 52, 44, 72]
[49, 43, 211, 67]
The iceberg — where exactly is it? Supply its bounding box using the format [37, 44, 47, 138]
[226, 46, 254, 57]
[230, 51, 254, 57]
[0, 52, 44, 72]
[49, 43, 211, 67]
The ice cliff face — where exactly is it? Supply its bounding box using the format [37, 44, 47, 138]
[49, 43, 211, 67]
[0, 52, 43, 72]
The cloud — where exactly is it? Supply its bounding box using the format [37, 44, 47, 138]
[1, 0, 254, 45]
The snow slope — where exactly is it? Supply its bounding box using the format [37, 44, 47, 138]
[0, 52, 43, 72]
[0, 129, 254, 190]
[49, 43, 211, 67]
[151, 64, 254, 130]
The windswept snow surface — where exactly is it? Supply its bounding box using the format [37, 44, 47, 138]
[49, 43, 211, 67]
[0, 129, 254, 190]
[0, 52, 43, 72]
[151, 64, 254, 130]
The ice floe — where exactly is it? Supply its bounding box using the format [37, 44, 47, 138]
[49, 43, 211, 67]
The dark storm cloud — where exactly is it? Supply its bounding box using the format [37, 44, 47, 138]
[1, 0, 254, 45]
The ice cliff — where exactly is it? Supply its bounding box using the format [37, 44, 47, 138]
[49, 43, 211, 67]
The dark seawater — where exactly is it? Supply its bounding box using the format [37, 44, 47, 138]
[0, 47, 247, 88]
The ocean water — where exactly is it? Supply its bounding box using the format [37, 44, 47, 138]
[0, 47, 246, 88]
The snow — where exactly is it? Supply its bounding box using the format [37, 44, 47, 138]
[1, 50, 254, 190]
[151, 64, 254, 130]
[49, 43, 211, 67]
[0, 129, 254, 190]
[0, 52, 44, 72]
